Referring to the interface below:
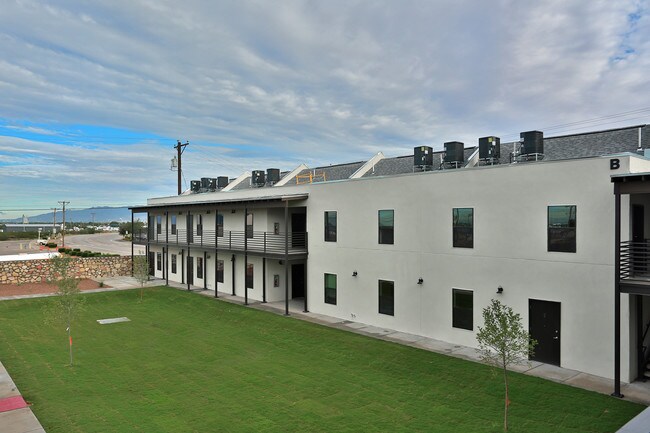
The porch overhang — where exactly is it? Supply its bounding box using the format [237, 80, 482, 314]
[129, 193, 309, 213]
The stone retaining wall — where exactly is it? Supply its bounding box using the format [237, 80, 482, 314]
[0, 256, 132, 285]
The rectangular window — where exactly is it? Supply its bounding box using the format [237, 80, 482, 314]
[171, 215, 177, 235]
[217, 214, 224, 237]
[171, 254, 177, 274]
[197, 215, 203, 236]
[156, 215, 162, 235]
[217, 259, 224, 283]
[156, 252, 162, 271]
[378, 280, 394, 316]
[452, 289, 473, 330]
[453, 208, 474, 248]
[324, 273, 337, 305]
[246, 263, 254, 288]
[548, 205, 576, 253]
[324, 211, 337, 242]
[246, 213, 254, 238]
[378, 210, 394, 245]
[197, 257, 203, 278]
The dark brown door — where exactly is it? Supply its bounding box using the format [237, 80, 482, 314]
[148, 251, 155, 276]
[187, 256, 194, 286]
[529, 299, 561, 366]
[291, 263, 305, 298]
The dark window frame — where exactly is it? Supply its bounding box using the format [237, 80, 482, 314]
[217, 214, 224, 237]
[324, 211, 337, 242]
[156, 215, 162, 235]
[156, 252, 162, 271]
[217, 259, 224, 283]
[196, 214, 203, 236]
[171, 254, 177, 274]
[378, 210, 394, 245]
[197, 257, 203, 278]
[171, 215, 177, 235]
[452, 289, 473, 330]
[547, 205, 576, 253]
[324, 273, 337, 305]
[378, 279, 394, 316]
[453, 208, 474, 248]
[246, 263, 254, 288]
[246, 213, 254, 239]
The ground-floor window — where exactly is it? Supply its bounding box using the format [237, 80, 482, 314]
[156, 252, 162, 271]
[246, 263, 254, 288]
[378, 280, 394, 316]
[217, 259, 224, 283]
[197, 257, 203, 279]
[452, 289, 473, 330]
[171, 254, 177, 274]
[324, 273, 337, 305]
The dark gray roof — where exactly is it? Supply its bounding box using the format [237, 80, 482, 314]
[292, 161, 365, 184]
[363, 147, 477, 178]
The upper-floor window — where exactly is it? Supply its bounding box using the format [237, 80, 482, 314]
[324, 211, 337, 242]
[246, 213, 254, 238]
[171, 215, 177, 235]
[378, 279, 394, 316]
[548, 205, 576, 253]
[196, 215, 203, 236]
[453, 208, 473, 248]
[197, 257, 203, 278]
[217, 214, 224, 237]
[324, 273, 337, 305]
[378, 210, 394, 245]
[156, 215, 162, 235]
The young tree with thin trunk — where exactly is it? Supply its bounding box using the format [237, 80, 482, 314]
[44, 256, 85, 367]
[476, 299, 537, 432]
[133, 255, 150, 301]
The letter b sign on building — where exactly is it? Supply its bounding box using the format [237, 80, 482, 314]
[610, 158, 620, 170]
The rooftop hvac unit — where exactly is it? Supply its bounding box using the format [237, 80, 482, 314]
[479, 136, 501, 159]
[201, 177, 211, 189]
[414, 146, 434, 167]
[443, 141, 465, 164]
[252, 170, 265, 186]
[207, 178, 217, 191]
[266, 168, 280, 184]
[521, 130, 544, 156]
[190, 180, 201, 193]
[217, 176, 229, 189]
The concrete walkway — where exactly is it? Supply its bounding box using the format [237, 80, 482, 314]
[0, 361, 45, 433]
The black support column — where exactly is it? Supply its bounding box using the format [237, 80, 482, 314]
[284, 202, 289, 316]
[262, 258, 266, 303]
[165, 212, 169, 285]
[203, 251, 207, 290]
[231, 254, 236, 295]
[244, 207, 248, 306]
[130, 210, 134, 276]
[613, 184, 623, 398]
[187, 210, 191, 291]
[304, 262, 308, 313]
[214, 209, 219, 298]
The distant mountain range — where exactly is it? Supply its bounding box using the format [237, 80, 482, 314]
[1, 207, 132, 223]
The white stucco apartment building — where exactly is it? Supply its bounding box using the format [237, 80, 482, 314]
[131, 124, 650, 396]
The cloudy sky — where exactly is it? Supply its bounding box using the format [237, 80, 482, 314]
[0, 0, 649, 218]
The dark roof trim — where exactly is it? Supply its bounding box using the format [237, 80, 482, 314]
[548, 124, 646, 140]
[611, 172, 650, 183]
[129, 193, 308, 212]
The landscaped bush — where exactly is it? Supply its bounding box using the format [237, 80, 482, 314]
[58, 248, 67, 253]
[68, 251, 78, 256]
[73, 248, 81, 252]
[46, 242, 57, 248]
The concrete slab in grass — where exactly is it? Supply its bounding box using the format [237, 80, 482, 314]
[343, 322, 367, 330]
[509, 360, 542, 373]
[0, 370, 20, 399]
[0, 407, 45, 433]
[356, 325, 394, 337]
[621, 382, 650, 406]
[564, 372, 616, 396]
[384, 332, 425, 344]
[526, 363, 580, 382]
[449, 346, 483, 362]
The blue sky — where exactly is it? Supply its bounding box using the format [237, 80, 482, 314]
[0, 0, 649, 218]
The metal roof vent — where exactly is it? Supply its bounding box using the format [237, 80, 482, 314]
[190, 180, 201, 193]
[217, 176, 229, 189]
[266, 168, 280, 185]
[252, 170, 265, 187]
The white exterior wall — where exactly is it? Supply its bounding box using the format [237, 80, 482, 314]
[139, 154, 650, 383]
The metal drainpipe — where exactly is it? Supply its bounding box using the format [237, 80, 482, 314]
[215, 209, 218, 298]
[284, 201, 289, 316]
[244, 207, 248, 305]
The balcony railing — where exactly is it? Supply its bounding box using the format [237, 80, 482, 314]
[620, 240, 650, 281]
[133, 229, 308, 256]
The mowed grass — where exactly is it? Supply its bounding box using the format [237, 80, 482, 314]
[0, 287, 643, 433]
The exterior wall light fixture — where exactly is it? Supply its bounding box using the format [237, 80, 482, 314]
[497, 286, 504, 294]
[352, 271, 358, 277]
[417, 278, 424, 285]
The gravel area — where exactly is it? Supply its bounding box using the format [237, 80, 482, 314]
[0, 279, 108, 297]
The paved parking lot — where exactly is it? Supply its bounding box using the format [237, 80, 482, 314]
[0, 233, 144, 256]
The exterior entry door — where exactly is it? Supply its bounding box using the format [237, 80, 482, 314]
[291, 263, 305, 298]
[148, 251, 155, 276]
[529, 299, 561, 366]
[187, 256, 194, 286]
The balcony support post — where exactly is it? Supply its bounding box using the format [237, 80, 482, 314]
[165, 212, 169, 286]
[244, 207, 248, 306]
[215, 209, 219, 298]
[231, 254, 236, 296]
[187, 210, 191, 291]
[613, 184, 623, 398]
[203, 251, 207, 290]
[262, 257, 267, 303]
[130, 210, 134, 276]
[285, 202, 289, 316]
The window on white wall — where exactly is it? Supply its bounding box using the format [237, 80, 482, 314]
[324, 273, 337, 305]
[452, 289, 473, 330]
[378, 280, 394, 315]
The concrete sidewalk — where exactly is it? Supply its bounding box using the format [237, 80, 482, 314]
[0, 361, 45, 433]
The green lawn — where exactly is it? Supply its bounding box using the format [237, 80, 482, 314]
[0, 287, 643, 432]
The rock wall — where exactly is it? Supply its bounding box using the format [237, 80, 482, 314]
[0, 256, 132, 285]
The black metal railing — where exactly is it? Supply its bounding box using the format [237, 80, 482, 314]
[620, 241, 650, 280]
[133, 228, 308, 255]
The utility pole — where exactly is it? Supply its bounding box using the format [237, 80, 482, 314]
[51, 208, 58, 237]
[58, 201, 70, 248]
[173, 140, 189, 195]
